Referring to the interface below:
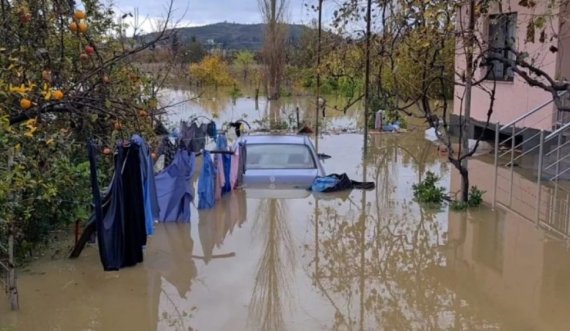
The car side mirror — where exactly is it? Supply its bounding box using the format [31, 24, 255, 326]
[318, 153, 331, 160]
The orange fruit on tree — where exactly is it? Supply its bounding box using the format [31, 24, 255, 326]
[52, 90, 64, 101]
[20, 98, 32, 110]
[78, 22, 88, 33]
[69, 21, 78, 32]
[139, 110, 148, 117]
[74, 10, 86, 20]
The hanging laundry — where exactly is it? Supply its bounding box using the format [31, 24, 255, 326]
[195, 123, 208, 152]
[236, 142, 246, 187]
[155, 149, 195, 223]
[222, 154, 232, 194]
[131, 134, 160, 236]
[206, 121, 217, 138]
[214, 153, 224, 200]
[157, 136, 177, 168]
[198, 151, 216, 209]
[216, 133, 228, 150]
[154, 154, 165, 173]
[178, 121, 195, 150]
[87, 142, 147, 271]
[229, 144, 240, 189]
[121, 143, 147, 267]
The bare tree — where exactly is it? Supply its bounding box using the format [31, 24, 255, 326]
[259, 0, 288, 100]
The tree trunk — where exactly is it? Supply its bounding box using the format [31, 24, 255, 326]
[460, 0, 476, 203]
[459, 164, 469, 202]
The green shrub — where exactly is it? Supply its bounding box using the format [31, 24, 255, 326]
[412, 171, 448, 206]
[450, 186, 485, 211]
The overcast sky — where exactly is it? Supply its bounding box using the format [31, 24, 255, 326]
[106, 0, 332, 32]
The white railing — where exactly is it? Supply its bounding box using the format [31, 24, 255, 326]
[492, 91, 570, 234]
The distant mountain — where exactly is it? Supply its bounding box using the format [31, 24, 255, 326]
[144, 22, 311, 51]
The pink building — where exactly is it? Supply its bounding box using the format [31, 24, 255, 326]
[453, 1, 570, 138]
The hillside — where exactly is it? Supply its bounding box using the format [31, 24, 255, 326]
[144, 22, 310, 51]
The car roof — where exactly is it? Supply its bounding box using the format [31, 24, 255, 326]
[241, 134, 310, 145]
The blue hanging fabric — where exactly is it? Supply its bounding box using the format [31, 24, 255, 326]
[131, 134, 159, 236]
[222, 154, 232, 194]
[155, 149, 195, 222]
[216, 133, 228, 150]
[198, 151, 216, 209]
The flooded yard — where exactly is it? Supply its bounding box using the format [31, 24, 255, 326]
[1, 91, 570, 331]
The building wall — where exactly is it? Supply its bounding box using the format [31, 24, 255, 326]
[454, 1, 563, 132]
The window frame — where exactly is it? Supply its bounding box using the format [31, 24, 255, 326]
[245, 143, 317, 170]
[485, 12, 518, 82]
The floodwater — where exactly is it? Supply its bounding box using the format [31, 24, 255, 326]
[2, 91, 570, 331]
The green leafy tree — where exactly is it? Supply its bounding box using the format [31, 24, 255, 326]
[0, 0, 175, 257]
[234, 50, 256, 81]
[189, 55, 235, 87]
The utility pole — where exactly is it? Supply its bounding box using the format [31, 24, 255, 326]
[315, 0, 323, 150]
[363, 0, 372, 154]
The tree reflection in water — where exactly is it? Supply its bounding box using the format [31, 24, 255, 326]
[307, 135, 499, 330]
[248, 198, 296, 331]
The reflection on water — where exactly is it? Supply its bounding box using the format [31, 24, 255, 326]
[2, 126, 570, 330]
[249, 199, 295, 331]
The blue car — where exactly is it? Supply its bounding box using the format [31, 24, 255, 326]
[236, 134, 326, 192]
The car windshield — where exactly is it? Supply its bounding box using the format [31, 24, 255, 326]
[246, 143, 316, 169]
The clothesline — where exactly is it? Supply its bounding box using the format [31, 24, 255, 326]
[195, 150, 234, 157]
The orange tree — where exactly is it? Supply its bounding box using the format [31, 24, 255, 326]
[0, 0, 172, 256]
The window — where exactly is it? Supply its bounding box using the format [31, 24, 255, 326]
[246, 144, 316, 169]
[486, 13, 517, 81]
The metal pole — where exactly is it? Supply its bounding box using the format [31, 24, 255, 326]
[363, 0, 372, 155]
[564, 193, 570, 234]
[493, 122, 494, 209]
[553, 134, 562, 225]
[315, 0, 323, 151]
[536, 130, 545, 223]
[556, 133, 562, 180]
[509, 126, 515, 206]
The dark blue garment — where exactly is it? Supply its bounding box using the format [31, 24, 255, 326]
[98, 145, 125, 271]
[198, 151, 216, 209]
[131, 134, 160, 236]
[216, 134, 228, 150]
[87, 142, 122, 271]
[121, 144, 147, 266]
[222, 154, 232, 194]
[155, 150, 195, 223]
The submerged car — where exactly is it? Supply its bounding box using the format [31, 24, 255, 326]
[236, 134, 326, 191]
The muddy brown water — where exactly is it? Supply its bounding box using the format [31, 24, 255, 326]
[2, 92, 570, 330]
